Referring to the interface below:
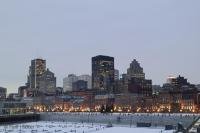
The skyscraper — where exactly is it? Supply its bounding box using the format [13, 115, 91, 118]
[78, 75, 92, 89]
[63, 74, 92, 92]
[63, 74, 78, 92]
[26, 58, 57, 96]
[126, 59, 152, 96]
[27, 58, 46, 89]
[127, 59, 145, 79]
[92, 55, 114, 92]
[39, 68, 56, 94]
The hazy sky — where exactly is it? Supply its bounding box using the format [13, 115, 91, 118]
[0, 0, 199, 93]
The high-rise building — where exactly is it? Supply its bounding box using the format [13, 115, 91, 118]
[27, 58, 46, 89]
[127, 59, 145, 79]
[63, 74, 92, 92]
[26, 58, 57, 96]
[78, 75, 92, 89]
[0, 87, 7, 100]
[92, 55, 114, 92]
[72, 80, 88, 91]
[38, 68, 56, 94]
[126, 59, 152, 96]
[63, 74, 78, 92]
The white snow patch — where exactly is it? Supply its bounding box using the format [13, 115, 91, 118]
[0, 121, 174, 133]
[95, 127, 174, 133]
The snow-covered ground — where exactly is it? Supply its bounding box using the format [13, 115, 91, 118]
[0, 121, 105, 133]
[96, 127, 173, 133]
[0, 121, 174, 133]
[41, 112, 198, 128]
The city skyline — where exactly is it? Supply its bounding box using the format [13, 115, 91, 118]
[1, 56, 199, 94]
[0, 0, 200, 93]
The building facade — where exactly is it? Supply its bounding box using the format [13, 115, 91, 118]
[26, 58, 57, 96]
[63, 74, 78, 92]
[72, 80, 88, 91]
[0, 101, 27, 115]
[38, 68, 56, 95]
[18, 86, 28, 97]
[128, 78, 152, 97]
[127, 59, 145, 79]
[27, 58, 46, 89]
[0, 87, 7, 100]
[63, 74, 92, 92]
[78, 75, 92, 89]
[114, 69, 119, 81]
[92, 55, 115, 92]
[126, 59, 152, 96]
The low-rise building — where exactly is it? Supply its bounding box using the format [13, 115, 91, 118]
[0, 101, 27, 115]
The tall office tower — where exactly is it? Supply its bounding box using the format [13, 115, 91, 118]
[63, 74, 78, 92]
[92, 55, 114, 92]
[114, 69, 119, 81]
[27, 58, 46, 89]
[126, 59, 152, 96]
[78, 75, 92, 89]
[127, 59, 145, 79]
[39, 68, 56, 94]
[26, 58, 57, 96]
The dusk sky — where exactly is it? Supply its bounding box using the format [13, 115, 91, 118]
[0, 0, 199, 93]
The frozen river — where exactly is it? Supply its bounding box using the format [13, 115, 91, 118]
[0, 121, 173, 133]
